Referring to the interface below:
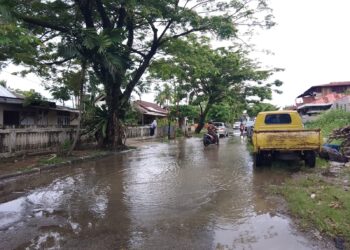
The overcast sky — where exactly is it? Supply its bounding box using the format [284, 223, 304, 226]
[254, 0, 350, 107]
[1, 0, 350, 107]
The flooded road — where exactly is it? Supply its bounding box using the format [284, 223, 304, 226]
[0, 137, 332, 249]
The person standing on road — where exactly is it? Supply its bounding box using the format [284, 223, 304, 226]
[150, 119, 157, 136]
[239, 122, 245, 140]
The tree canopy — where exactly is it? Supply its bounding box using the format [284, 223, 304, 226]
[246, 102, 279, 117]
[149, 36, 282, 132]
[0, 0, 276, 146]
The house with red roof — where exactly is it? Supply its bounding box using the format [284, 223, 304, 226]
[133, 100, 168, 125]
[297, 81, 350, 102]
[296, 81, 350, 119]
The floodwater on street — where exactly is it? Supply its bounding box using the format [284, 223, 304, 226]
[0, 137, 333, 249]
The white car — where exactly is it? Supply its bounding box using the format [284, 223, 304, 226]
[232, 121, 241, 136]
[233, 121, 241, 130]
[213, 122, 228, 137]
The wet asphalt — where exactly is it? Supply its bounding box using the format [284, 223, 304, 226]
[0, 136, 334, 249]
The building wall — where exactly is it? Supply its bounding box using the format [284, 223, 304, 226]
[322, 87, 330, 96]
[322, 86, 350, 95]
[332, 96, 350, 111]
[0, 103, 78, 127]
[302, 96, 315, 104]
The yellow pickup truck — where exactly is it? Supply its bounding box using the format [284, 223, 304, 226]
[252, 110, 321, 167]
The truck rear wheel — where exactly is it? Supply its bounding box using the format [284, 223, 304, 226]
[254, 153, 263, 167]
[305, 151, 316, 168]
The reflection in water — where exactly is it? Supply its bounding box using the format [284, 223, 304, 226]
[0, 138, 331, 249]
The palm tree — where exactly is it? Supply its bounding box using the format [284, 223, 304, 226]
[134, 81, 151, 101]
[154, 83, 172, 107]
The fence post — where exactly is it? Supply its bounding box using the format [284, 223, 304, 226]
[9, 129, 16, 153]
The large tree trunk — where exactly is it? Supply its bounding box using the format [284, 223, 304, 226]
[103, 80, 128, 150]
[104, 87, 119, 148]
[195, 103, 212, 133]
[94, 42, 158, 149]
[195, 114, 206, 133]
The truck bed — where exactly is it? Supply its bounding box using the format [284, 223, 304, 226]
[253, 129, 321, 152]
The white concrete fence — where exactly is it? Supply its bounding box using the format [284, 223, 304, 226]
[125, 125, 175, 139]
[0, 127, 76, 158]
[0, 126, 176, 158]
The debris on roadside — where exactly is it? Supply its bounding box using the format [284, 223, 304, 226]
[322, 125, 350, 163]
[320, 144, 348, 163]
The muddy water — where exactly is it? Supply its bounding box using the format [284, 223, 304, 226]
[0, 138, 332, 249]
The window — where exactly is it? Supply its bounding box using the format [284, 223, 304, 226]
[57, 111, 70, 126]
[37, 110, 48, 126]
[3, 111, 20, 126]
[20, 111, 36, 126]
[331, 86, 347, 93]
[213, 122, 225, 127]
[265, 114, 291, 124]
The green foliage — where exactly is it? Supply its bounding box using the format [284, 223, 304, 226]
[58, 139, 72, 155]
[277, 175, 350, 242]
[134, 81, 151, 100]
[175, 127, 183, 137]
[1, 0, 276, 146]
[39, 155, 65, 165]
[207, 103, 233, 122]
[49, 86, 71, 103]
[305, 109, 350, 138]
[17, 89, 48, 107]
[0, 23, 40, 69]
[247, 102, 279, 117]
[150, 37, 282, 129]
[154, 83, 173, 106]
[83, 104, 109, 139]
[0, 80, 6, 87]
[169, 105, 198, 121]
[124, 103, 139, 125]
[157, 118, 175, 127]
[47, 68, 85, 105]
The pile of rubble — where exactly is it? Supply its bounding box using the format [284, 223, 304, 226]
[321, 125, 350, 162]
[328, 125, 350, 159]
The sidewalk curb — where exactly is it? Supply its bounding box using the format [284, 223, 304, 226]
[0, 151, 117, 181]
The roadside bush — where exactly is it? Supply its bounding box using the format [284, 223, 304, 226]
[305, 109, 350, 138]
[57, 139, 72, 156]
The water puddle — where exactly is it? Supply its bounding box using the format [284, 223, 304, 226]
[0, 137, 334, 249]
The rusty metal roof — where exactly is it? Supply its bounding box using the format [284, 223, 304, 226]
[134, 100, 168, 115]
[0, 85, 17, 98]
[297, 81, 350, 98]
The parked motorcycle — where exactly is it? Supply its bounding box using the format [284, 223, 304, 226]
[203, 133, 219, 146]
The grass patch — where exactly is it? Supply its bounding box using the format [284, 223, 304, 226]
[305, 109, 350, 138]
[160, 137, 170, 143]
[275, 174, 350, 244]
[38, 155, 66, 165]
[316, 157, 329, 169]
[246, 140, 254, 153]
